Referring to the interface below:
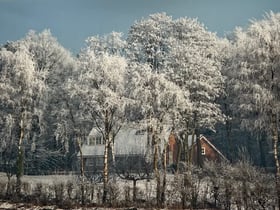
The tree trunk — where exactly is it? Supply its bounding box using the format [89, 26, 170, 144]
[16, 116, 25, 196]
[161, 143, 167, 205]
[176, 137, 182, 173]
[77, 135, 85, 205]
[153, 129, 161, 207]
[190, 131, 195, 166]
[182, 173, 187, 209]
[155, 146, 161, 207]
[133, 179, 137, 202]
[77, 136, 84, 177]
[182, 171, 191, 209]
[183, 120, 190, 167]
[184, 132, 190, 167]
[272, 113, 280, 209]
[103, 139, 109, 203]
[103, 109, 110, 204]
[195, 129, 203, 168]
[6, 173, 12, 197]
[110, 138, 116, 174]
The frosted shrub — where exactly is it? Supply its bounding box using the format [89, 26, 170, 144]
[203, 161, 228, 208]
[204, 160, 277, 210]
[32, 183, 50, 205]
[220, 180, 233, 210]
[21, 181, 31, 197]
[83, 182, 95, 203]
[107, 181, 120, 206]
[165, 175, 182, 207]
[0, 181, 6, 198]
[96, 185, 103, 205]
[232, 161, 276, 209]
[144, 180, 153, 207]
[53, 182, 65, 204]
[6, 179, 16, 199]
[66, 180, 74, 200]
[87, 182, 95, 202]
[33, 183, 43, 198]
[123, 185, 131, 204]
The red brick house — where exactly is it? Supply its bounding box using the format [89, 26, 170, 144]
[167, 134, 227, 166]
[191, 135, 227, 164]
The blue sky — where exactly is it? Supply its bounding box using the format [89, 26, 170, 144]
[0, 0, 279, 53]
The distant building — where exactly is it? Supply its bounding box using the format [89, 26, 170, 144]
[77, 127, 152, 176]
[78, 127, 227, 176]
[167, 134, 227, 168]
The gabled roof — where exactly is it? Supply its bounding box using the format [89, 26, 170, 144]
[181, 134, 227, 161]
[199, 135, 227, 161]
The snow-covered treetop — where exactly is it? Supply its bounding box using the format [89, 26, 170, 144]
[0, 41, 49, 150]
[78, 52, 128, 110]
[125, 61, 192, 130]
[84, 31, 126, 56]
[228, 12, 280, 132]
[127, 13, 173, 72]
[126, 13, 225, 131]
[0, 44, 46, 107]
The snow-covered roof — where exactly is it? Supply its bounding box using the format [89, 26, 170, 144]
[114, 128, 148, 155]
[80, 128, 149, 157]
[81, 144, 104, 157]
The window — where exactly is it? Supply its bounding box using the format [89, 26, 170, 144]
[96, 136, 103, 145]
[88, 136, 104, 145]
[89, 137, 95, 145]
[201, 147, 206, 155]
[135, 129, 146, 135]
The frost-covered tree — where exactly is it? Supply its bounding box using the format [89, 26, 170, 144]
[57, 88, 92, 205]
[166, 17, 225, 166]
[126, 17, 225, 205]
[69, 32, 129, 203]
[0, 49, 18, 195]
[212, 37, 235, 161]
[20, 30, 78, 171]
[20, 29, 90, 203]
[227, 12, 280, 208]
[127, 13, 224, 167]
[127, 13, 173, 72]
[0, 44, 47, 195]
[85, 31, 126, 56]
[125, 62, 191, 206]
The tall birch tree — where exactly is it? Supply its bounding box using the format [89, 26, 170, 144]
[69, 32, 128, 203]
[125, 62, 191, 206]
[0, 44, 47, 195]
[21, 30, 77, 171]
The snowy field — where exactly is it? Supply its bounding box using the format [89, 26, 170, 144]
[0, 172, 76, 183]
[0, 172, 195, 209]
[0, 202, 149, 210]
[0, 172, 275, 210]
[0, 172, 158, 209]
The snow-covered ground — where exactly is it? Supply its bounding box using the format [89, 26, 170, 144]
[0, 172, 76, 183]
[0, 172, 275, 210]
[0, 202, 149, 210]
